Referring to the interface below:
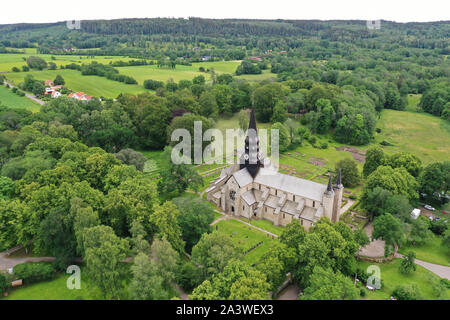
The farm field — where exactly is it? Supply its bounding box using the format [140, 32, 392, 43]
[0, 85, 40, 112]
[4, 69, 146, 98]
[357, 259, 450, 300]
[213, 219, 278, 265]
[398, 235, 450, 267]
[0, 53, 135, 73]
[116, 60, 241, 84]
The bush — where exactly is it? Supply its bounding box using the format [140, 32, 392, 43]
[0, 273, 8, 294]
[392, 284, 423, 300]
[13, 262, 56, 284]
[380, 140, 394, 146]
[144, 79, 164, 90]
[320, 142, 328, 149]
[360, 288, 366, 297]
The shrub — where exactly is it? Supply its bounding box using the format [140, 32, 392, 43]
[13, 262, 56, 284]
[0, 273, 8, 294]
[392, 284, 423, 300]
[321, 142, 328, 149]
[360, 288, 366, 297]
[380, 140, 394, 146]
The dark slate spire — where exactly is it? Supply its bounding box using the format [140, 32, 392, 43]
[248, 104, 257, 133]
[240, 105, 263, 178]
[336, 168, 342, 187]
[327, 174, 333, 193]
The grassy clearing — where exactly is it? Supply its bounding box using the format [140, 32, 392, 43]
[213, 219, 277, 265]
[235, 69, 276, 82]
[4, 69, 146, 98]
[3, 268, 104, 300]
[0, 85, 40, 112]
[357, 259, 450, 300]
[399, 235, 450, 267]
[372, 109, 450, 164]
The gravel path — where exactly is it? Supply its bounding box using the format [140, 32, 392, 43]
[0, 250, 55, 271]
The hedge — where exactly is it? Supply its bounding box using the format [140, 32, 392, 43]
[13, 262, 56, 284]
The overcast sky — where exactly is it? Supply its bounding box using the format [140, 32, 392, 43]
[0, 0, 448, 24]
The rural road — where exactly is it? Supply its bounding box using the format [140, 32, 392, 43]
[3, 81, 45, 106]
[0, 250, 55, 271]
[394, 253, 450, 280]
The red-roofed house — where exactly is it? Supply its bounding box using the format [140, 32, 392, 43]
[248, 56, 262, 62]
[68, 92, 92, 101]
[45, 80, 54, 87]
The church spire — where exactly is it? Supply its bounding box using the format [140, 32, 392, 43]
[248, 104, 257, 133]
[327, 174, 333, 193]
[239, 105, 263, 178]
[336, 168, 342, 187]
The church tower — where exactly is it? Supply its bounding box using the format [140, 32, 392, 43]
[240, 106, 264, 178]
[323, 174, 335, 221]
[332, 168, 344, 222]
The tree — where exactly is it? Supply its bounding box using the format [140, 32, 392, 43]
[0, 273, 8, 295]
[399, 251, 417, 275]
[83, 225, 129, 299]
[72, 198, 100, 256]
[32, 82, 45, 96]
[114, 148, 147, 171]
[237, 109, 249, 132]
[270, 101, 288, 123]
[385, 152, 422, 177]
[27, 56, 47, 70]
[365, 166, 419, 201]
[151, 237, 179, 287]
[409, 216, 432, 245]
[419, 161, 450, 203]
[253, 83, 288, 122]
[129, 252, 168, 300]
[173, 196, 215, 252]
[361, 187, 392, 221]
[198, 90, 218, 119]
[150, 201, 185, 254]
[392, 284, 423, 300]
[53, 75, 65, 85]
[176, 261, 203, 292]
[271, 122, 291, 152]
[0, 176, 14, 199]
[229, 272, 270, 300]
[157, 146, 203, 196]
[363, 146, 385, 177]
[301, 267, 358, 300]
[372, 213, 403, 248]
[335, 158, 361, 187]
[191, 233, 243, 280]
[279, 219, 307, 250]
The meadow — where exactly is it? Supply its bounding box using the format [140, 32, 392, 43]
[4, 69, 146, 98]
[398, 235, 450, 267]
[0, 85, 40, 112]
[0, 53, 135, 73]
[357, 259, 450, 300]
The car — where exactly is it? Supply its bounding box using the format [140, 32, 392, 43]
[424, 205, 435, 211]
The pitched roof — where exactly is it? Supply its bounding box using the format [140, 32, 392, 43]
[241, 190, 256, 205]
[232, 168, 253, 187]
[254, 168, 327, 202]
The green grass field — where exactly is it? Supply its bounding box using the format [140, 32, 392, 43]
[238, 218, 285, 236]
[399, 235, 450, 267]
[213, 219, 278, 265]
[0, 85, 40, 112]
[0, 53, 134, 73]
[373, 109, 450, 164]
[117, 61, 241, 85]
[3, 270, 104, 300]
[357, 259, 450, 300]
[4, 69, 146, 98]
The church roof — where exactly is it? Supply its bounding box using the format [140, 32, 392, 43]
[232, 168, 253, 187]
[241, 190, 256, 205]
[254, 167, 328, 202]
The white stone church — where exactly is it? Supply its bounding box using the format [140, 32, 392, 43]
[206, 108, 344, 231]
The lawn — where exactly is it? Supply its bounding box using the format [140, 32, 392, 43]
[356, 259, 450, 300]
[238, 217, 285, 236]
[0, 85, 40, 112]
[213, 219, 278, 265]
[372, 109, 450, 164]
[4, 69, 146, 98]
[398, 235, 450, 267]
[3, 268, 104, 300]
